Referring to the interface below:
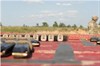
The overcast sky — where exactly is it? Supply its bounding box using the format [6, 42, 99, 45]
[1, 0, 100, 27]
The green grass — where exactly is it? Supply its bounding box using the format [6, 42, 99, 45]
[1, 26, 100, 33]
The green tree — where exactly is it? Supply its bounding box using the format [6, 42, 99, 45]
[23, 24, 27, 27]
[72, 24, 77, 29]
[42, 22, 49, 27]
[0, 22, 2, 26]
[53, 21, 58, 27]
[79, 25, 83, 29]
[99, 22, 100, 25]
[66, 25, 71, 28]
[36, 23, 39, 27]
[59, 23, 66, 27]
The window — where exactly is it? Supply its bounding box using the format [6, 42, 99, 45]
[8, 35, 9, 37]
[0, 35, 3, 37]
[22, 35, 25, 37]
[14, 35, 16, 37]
[30, 35, 33, 37]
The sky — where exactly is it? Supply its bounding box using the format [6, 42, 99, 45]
[1, 0, 100, 27]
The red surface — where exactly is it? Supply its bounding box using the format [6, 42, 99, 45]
[1, 35, 100, 66]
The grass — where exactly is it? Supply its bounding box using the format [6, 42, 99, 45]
[1, 26, 100, 34]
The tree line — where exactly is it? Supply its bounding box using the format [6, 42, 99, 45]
[35, 21, 84, 29]
[1, 21, 100, 29]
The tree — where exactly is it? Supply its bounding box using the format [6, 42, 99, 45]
[42, 22, 49, 27]
[59, 23, 66, 27]
[99, 22, 100, 25]
[0, 22, 2, 26]
[36, 23, 39, 27]
[72, 24, 77, 29]
[23, 24, 27, 27]
[79, 25, 83, 29]
[66, 25, 71, 28]
[53, 21, 58, 27]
